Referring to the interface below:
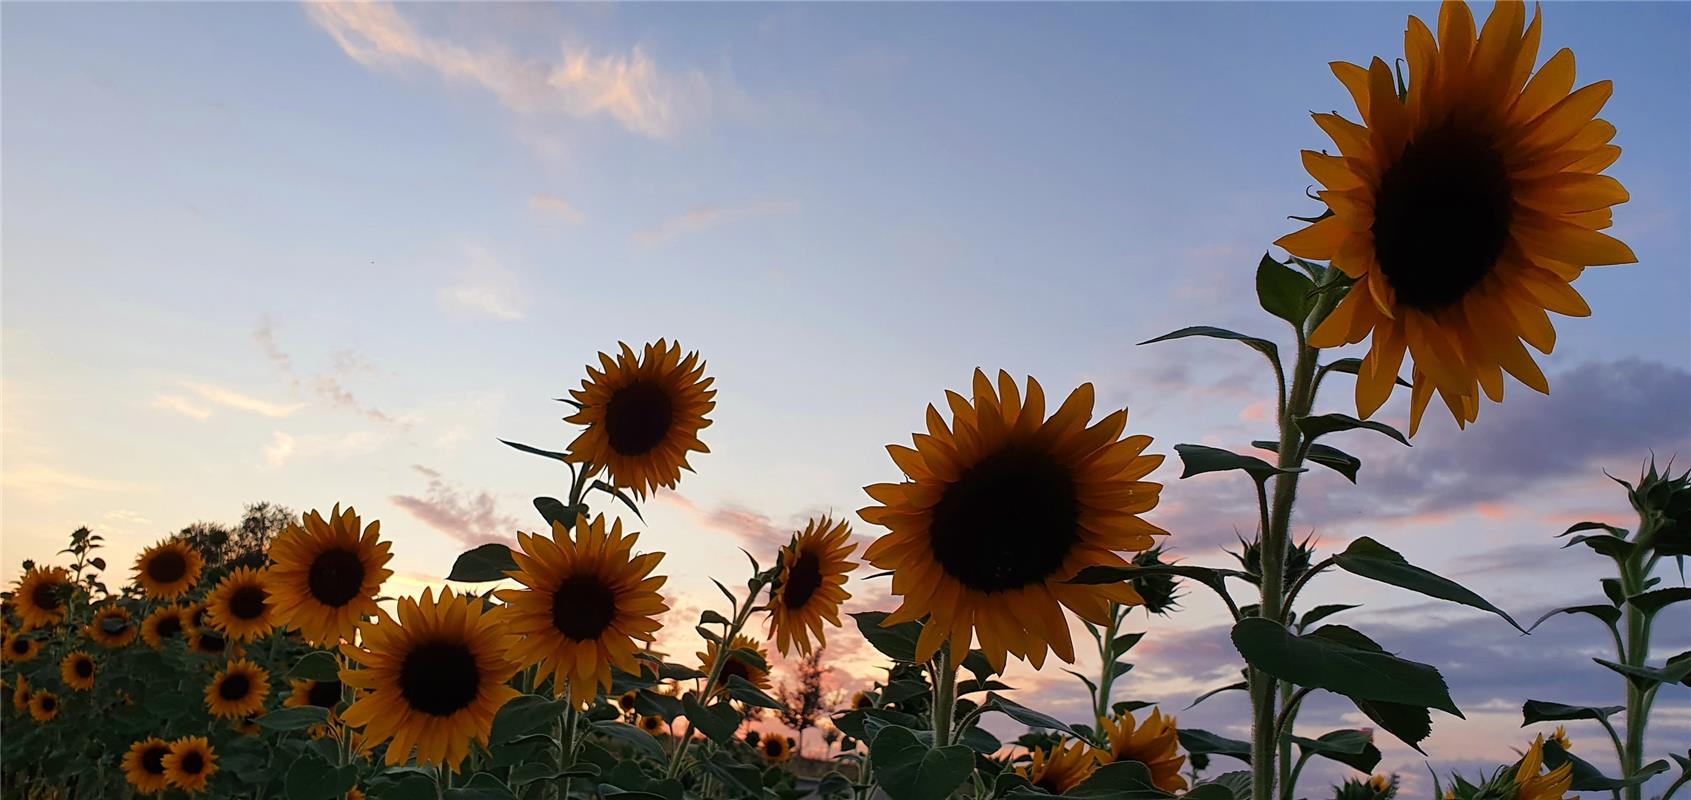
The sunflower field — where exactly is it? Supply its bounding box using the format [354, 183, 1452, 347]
[2, 2, 1687, 800]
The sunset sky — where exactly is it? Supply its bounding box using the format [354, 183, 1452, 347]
[3, 1, 1687, 792]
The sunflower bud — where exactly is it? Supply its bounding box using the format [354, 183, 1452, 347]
[1130, 546, 1184, 615]
[1334, 774, 1398, 800]
[1628, 459, 1691, 558]
[1228, 535, 1317, 590]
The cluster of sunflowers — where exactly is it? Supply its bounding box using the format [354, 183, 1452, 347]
[5, 1, 1687, 799]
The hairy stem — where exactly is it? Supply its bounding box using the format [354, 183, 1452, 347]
[930, 645, 958, 750]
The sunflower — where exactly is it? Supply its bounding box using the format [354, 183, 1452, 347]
[767, 516, 857, 657]
[339, 587, 519, 769]
[205, 659, 270, 719]
[60, 651, 97, 691]
[141, 606, 187, 649]
[860, 370, 1165, 671]
[14, 566, 72, 629]
[27, 689, 60, 723]
[497, 514, 669, 701]
[849, 690, 874, 710]
[1015, 740, 1102, 795]
[204, 566, 276, 642]
[163, 736, 218, 794]
[3, 633, 40, 663]
[134, 540, 204, 600]
[347, 790, 365, 800]
[122, 737, 174, 795]
[1101, 708, 1187, 792]
[760, 735, 794, 763]
[564, 340, 716, 497]
[285, 677, 345, 718]
[86, 605, 139, 648]
[268, 505, 394, 646]
[638, 714, 667, 735]
[698, 634, 771, 695]
[617, 690, 639, 713]
[1511, 735, 1573, 800]
[1277, 0, 1634, 434]
[189, 627, 237, 658]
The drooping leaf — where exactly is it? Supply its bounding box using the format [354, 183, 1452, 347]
[446, 543, 518, 582]
[288, 650, 341, 682]
[1558, 521, 1628, 538]
[1175, 444, 1303, 483]
[533, 497, 586, 529]
[1527, 604, 1621, 633]
[1352, 697, 1433, 752]
[724, 675, 784, 710]
[1520, 700, 1623, 725]
[1295, 604, 1360, 631]
[982, 693, 1083, 737]
[1593, 656, 1691, 689]
[591, 480, 644, 521]
[593, 721, 666, 760]
[1139, 326, 1280, 371]
[1178, 729, 1252, 763]
[443, 772, 517, 800]
[1253, 440, 1360, 482]
[1333, 537, 1524, 632]
[499, 439, 572, 463]
[1289, 729, 1381, 773]
[1186, 681, 1248, 709]
[1232, 619, 1460, 715]
[1295, 414, 1410, 447]
[1321, 358, 1410, 388]
[1542, 739, 1670, 791]
[851, 611, 923, 663]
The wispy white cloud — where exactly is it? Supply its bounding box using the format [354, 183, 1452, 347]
[529, 193, 585, 224]
[184, 382, 305, 418]
[305, 2, 706, 139]
[632, 201, 798, 248]
[151, 394, 213, 420]
[438, 245, 526, 321]
[1, 465, 142, 500]
[253, 317, 398, 424]
[264, 432, 297, 467]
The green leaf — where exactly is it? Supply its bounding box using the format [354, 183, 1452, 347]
[1201, 772, 1254, 800]
[1232, 619, 1460, 715]
[633, 689, 683, 721]
[1253, 440, 1360, 482]
[681, 696, 741, 745]
[656, 662, 706, 682]
[698, 609, 729, 627]
[257, 706, 330, 732]
[1296, 604, 1360, 631]
[1295, 414, 1410, 447]
[533, 497, 585, 529]
[1542, 740, 1670, 791]
[851, 611, 923, 663]
[443, 773, 517, 800]
[1563, 533, 1636, 561]
[1601, 578, 1626, 607]
[593, 721, 666, 760]
[284, 753, 358, 800]
[1112, 632, 1145, 653]
[870, 725, 974, 800]
[1175, 444, 1303, 483]
[983, 692, 1083, 737]
[500, 439, 571, 463]
[447, 543, 517, 582]
[960, 725, 1002, 755]
[1559, 521, 1628, 538]
[288, 650, 341, 682]
[1178, 729, 1252, 763]
[1042, 761, 1173, 799]
[508, 763, 561, 786]
[1186, 681, 1248, 709]
[817, 772, 855, 800]
[1351, 697, 1432, 752]
[960, 649, 998, 681]
[1257, 253, 1318, 326]
[1288, 729, 1381, 774]
[591, 480, 645, 521]
[1520, 700, 1622, 725]
[1627, 587, 1691, 616]
[1593, 656, 1691, 689]
[1321, 358, 1410, 388]
[1333, 537, 1525, 632]
[1527, 604, 1621, 633]
[489, 694, 570, 744]
[1140, 326, 1280, 370]
[724, 675, 784, 710]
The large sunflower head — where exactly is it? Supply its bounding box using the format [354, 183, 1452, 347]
[767, 516, 858, 657]
[3, 633, 40, 663]
[497, 514, 669, 701]
[859, 370, 1166, 671]
[1014, 740, 1102, 795]
[27, 689, 60, 722]
[204, 566, 277, 642]
[60, 650, 97, 691]
[285, 677, 345, 719]
[564, 340, 716, 497]
[163, 736, 219, 794]
[1101, 708, 1188, 793]
[268, 505, 394, 646]
[122, 737, 175, 795]
[141, 606, 188, 649]
[1513, 735, 1574, 800]
[13, 566, 73, 629]
[697, 634, 771, 695]
[86, 605, 139, 648]
[205, 658, 271, 719]
[134, 540, 205, 600]
[339, 587, 520, 770]
[1277, 0, 1634, 434]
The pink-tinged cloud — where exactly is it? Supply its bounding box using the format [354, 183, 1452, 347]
[389, 465, 521, 547]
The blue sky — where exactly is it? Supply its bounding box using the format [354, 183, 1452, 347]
[3, 1, 1687, 791]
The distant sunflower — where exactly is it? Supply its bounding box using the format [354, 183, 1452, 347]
[142, 606, 187, 649]
[340, 587, 519, 769]
[760, 735, 793, 763]
[60, 651, 97, 691]
[1101, 708, 1187, 792]
[11, 676, 29, 712]
[14, 566, 72, 629]
[86, 605, 139, 648]
[3, 634, 39, 663]
[497, 514, 669, 700]
[1514, 735, 1573, 800]
[189, 628, 236, 658]
[638, 714, 667, 735]
[564, 340, 716, 497]
[204, 567, 276, 642]
[268, 505, 394, 646]
[123, 737, 174, 795]
[860, 370, 1165, 671]
[1277, 0, 1634, 434]
[698, 634, 771, 695]
[767, 516, 857, 657]
[134, 540, 204, 600]
[28, 689, 60, 723]
[285, 677, 344, 719]
[1547, 725, 1572, 752]
[347, 789, 366, 800]
[205, 659, 270, 719]
[1015, 741, 1102, 795]
[163, 736, 218, 794]
[235, 714, 261, 735]
[849, 690, 874, 710]
[617, 690, 640, 713]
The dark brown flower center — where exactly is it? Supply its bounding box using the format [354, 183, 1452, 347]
[196, 633, 227, 654]
[721, 655, 752, 683]
[779, 550, 824, 610]
[10, 638, 30, 654]
[307, 548, 366, 607]
[156, 615, 183, 639]
[31, 582, 62, 613]
[218, 674, 252, 701]
[142, 746, 169, 774]
[74, 658, 93, 679]
[179, 752, 205, 774]
[1371, 121, 1513, 313]
[929, 444, 1080, 593]
[38, 696, 56, 712]
[229, 584, 268, 620]
[146, 551, 188, 585]
[400, 641, 480, 717]
[551, 575, 617, 641]
[307, 680, 342, 709]
[763, 739, 784, 757]
[604, 380, 674, 456]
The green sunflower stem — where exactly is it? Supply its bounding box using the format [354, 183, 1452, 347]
[1093, 603, 1127, 727]
[930, 644, 958, 750]
[1618, 515, 1657, 800]
[665, 575, 767, 780]
[557, 684, 579, 800]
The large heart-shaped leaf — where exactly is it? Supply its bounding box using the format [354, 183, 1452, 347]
[870, 725, 975, 800]
[1231, 619, 1460, 715]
